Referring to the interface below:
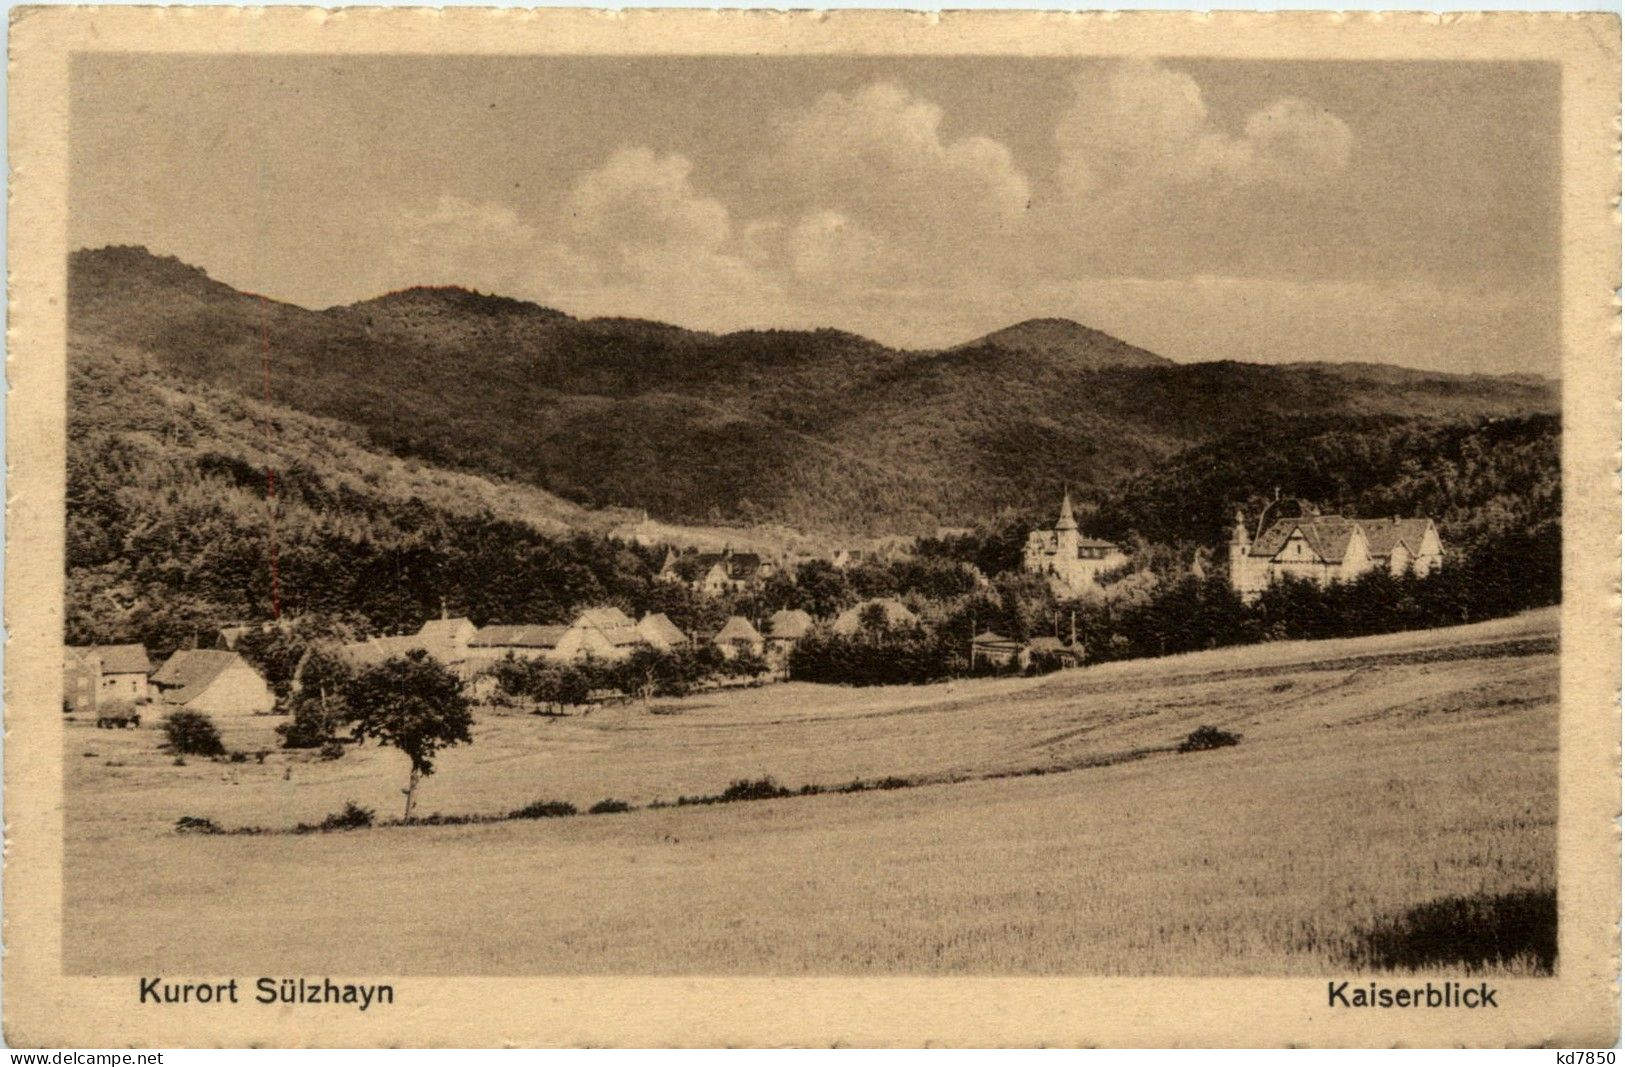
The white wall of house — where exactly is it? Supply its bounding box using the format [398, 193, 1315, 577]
[101, 671, 149, 704]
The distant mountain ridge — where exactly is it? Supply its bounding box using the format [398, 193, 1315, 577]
[68, 245, 1559, 534]
[956, 317, 1173, 370]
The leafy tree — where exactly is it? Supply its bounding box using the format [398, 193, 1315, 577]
[345, 651, 473, 819]
[161, 710, 226, 757]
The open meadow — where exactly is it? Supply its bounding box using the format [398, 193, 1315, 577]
[65, 609, 1558, 976]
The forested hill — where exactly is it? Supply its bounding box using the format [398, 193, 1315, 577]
[70, 245, 1558, 534]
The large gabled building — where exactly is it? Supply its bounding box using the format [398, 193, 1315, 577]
[1227, 504, 1444, 599]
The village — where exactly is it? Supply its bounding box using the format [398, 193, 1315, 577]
[64, 493, 1446, 733]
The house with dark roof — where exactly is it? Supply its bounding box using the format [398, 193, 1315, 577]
[63, 643, 152, 711]
[151, 650, 274, 717]
[692, 549, 774, 596]
[1227, 505, 1444, 599]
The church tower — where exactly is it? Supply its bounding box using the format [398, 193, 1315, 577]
[1054, 489, 1080, 576]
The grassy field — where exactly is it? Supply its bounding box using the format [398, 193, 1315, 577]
[65, 609, 1558, 976]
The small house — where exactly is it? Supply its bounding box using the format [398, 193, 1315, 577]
[63, 643, 152, 711]
[636, 612, 689, 652]
[151, 650, 274, 717]
[765, 609, 814, 662]
[713, 616, 765, 660]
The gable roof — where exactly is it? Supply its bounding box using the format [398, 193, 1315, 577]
[636, 613, 688, 647]
[1249, 516, 1364, 564]
[152, 649, 253, 704]
[714, 615, 764, 644]
[1361, 518, 1436, 560]
[415, 617, 477, 662]
[575, 607, 643, 646]
[1025, 636, 1075, 654]
[335, 634, 422, 668]
[468, 624, 568, 649]
[766, 609, 814, 640]
[215, 625, 253, 650]
[418, 617, 476, 642]
[68, 643, 151, 675]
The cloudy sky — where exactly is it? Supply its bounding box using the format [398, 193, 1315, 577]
[71, 56, 1559, 375]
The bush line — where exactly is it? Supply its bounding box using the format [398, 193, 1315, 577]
[175, 725, 1238, 837]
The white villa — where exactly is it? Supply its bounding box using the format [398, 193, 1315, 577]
[1022, 491, 1128, 596]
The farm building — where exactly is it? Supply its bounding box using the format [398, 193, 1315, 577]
[151, 650, 274, 717]
[831, 597, 919, 636]
[63, 643, 152, 711]
[970, 632, 1027, 669]
[765, 609, 815, 665]
[1227, 504, 1444, 600]
[459, 608, 645, 668]
[417, 616, 479, 662]
[336, 615, 483, 676]
[565, 607, 644, 661]
[636, 612, 689, 651]
[1023, 491, 1128, 596]
[713, 616, 765, 659]
[464, 625, 569, 667]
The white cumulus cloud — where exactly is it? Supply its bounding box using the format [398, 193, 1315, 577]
[1056, 59, 1353, 195]
[768, 82, 1031, 277]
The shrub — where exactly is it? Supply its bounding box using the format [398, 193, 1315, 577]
[228, 750, 249, 764]
[175, 815, 222, 834]
[508, 799, 577, 820]
[319, 801, 374, 832]
[589, 798, 632, 815]
[172, 756, 186, 767]
[161, 710, 226, 757]
[1178, 725, 1242, 753]
[719, 777, 792, 803]
[318, 740, 346, 761]
[254, 749, 270, 764]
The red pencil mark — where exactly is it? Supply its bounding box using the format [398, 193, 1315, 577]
[260, 304, 281, 621]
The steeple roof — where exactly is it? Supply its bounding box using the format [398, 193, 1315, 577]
[1056, 489, 1078, 531]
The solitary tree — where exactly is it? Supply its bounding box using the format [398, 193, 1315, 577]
[345, 650, 473, 819]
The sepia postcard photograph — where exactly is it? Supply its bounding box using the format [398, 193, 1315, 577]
[4, 7, 1619, 1049]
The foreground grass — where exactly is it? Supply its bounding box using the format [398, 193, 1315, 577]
[65, 610, 1557, 975]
